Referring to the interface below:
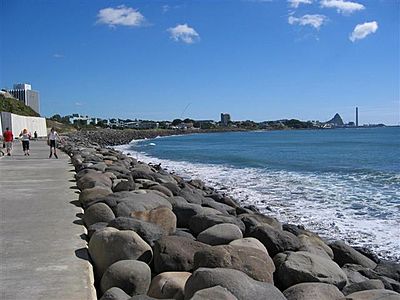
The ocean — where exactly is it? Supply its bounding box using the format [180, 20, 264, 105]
[116, 127, 400, 260]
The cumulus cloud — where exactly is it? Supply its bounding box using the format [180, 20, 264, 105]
[320, 0, 365, 14]
[97, 5, 146, 27]
[288, 14, 328, 29]
[288, 0, 313, 8]
[167, 24, 200, 44]
[349, 21, 378, 42]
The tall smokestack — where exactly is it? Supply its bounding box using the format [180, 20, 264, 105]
[356, 107, 359, 127]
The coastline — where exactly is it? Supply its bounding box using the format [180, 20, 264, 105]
[61, 129, 400, 299]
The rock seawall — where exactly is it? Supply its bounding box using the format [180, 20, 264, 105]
[61, 130, 400, 300]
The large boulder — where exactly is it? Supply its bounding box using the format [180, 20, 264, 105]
[88, 227, 152, 277]
[149, 185, 174, 197]
[79, 186, 113, 208]
[193, 245, 275, 283]
[130, 207, 176, 234]
[173, 203, 219, 228]
[99, 287, 130, 300]
[83, 203, 115, 227]
[77, 171, 113, 191]
[148, 272, 191, 300]
[184, 267, 286, 300]
[178, 186, 206, 205]
[114, 192, 172, 217]
[374, 260, 400, 282]
[100, 260, 151, 296]
[247, 224, 301, 257]
[329, 241, 377, 269]
[342, 279, 385, 296]
[239, 213, 282, 233]
[298, 234, 333, 260]
[113, 180, 136, 192]
[283, 282, 344, 300]
[274, 251, 348, 290]
[153, 236, 211, 273]
[229, 237, 269, 255]
[197, 224, 243, 246]
[189, 214, 245, 236]
[189, 286, 238, 300]
[108, 217, 166, 247]
[345, 289, 400, 300]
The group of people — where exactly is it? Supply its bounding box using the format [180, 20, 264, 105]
[1, 127, 60, 158]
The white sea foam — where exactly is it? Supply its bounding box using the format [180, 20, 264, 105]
[116, 143, 400, 261]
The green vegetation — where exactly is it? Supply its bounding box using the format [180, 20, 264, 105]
[0, 94, 40, 117]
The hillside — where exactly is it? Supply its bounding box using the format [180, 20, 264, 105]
[0, 94, 40, 117]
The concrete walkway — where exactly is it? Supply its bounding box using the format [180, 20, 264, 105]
[0, 141, 96, 300]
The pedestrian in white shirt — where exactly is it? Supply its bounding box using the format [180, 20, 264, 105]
[47, 128, 60, 159]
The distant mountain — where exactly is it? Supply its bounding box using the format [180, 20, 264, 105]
[326, 113, 344, 126]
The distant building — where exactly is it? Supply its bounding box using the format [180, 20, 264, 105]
[220, 113, 231, 126]
[8, 83, 40, 114]
[69, 114, 90, 125]
[356, 107, 359, 127]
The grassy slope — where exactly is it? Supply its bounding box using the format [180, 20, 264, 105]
[0, 94, 40, 117]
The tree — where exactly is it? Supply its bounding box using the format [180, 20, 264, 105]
[172, 119, 182, 126]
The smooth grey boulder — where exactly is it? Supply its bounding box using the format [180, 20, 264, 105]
[167, 196, 188, 207]
[108, 217, 166, 247]
[88, 227, 153, 277]
[283, 282, 344, 300]
[88, 162, 108, 172]
[194, 244, 275, 283]
[374, 260, 400, 282]
[148, 272, 191, 300]
[83, 202, 115, 227]
[189, 214, 245, 236]
[229, 237, 269, 255]
[130, 207, 176, 234]
[298, 234, 334, 260]
[113, 180, 136, 192]
[149, 185, 174, 197]
[247, 224, 301, 257]
[88, 222, 108, 239]
[189, 286, 238, 300]
[79, 186, 113, 208]
[184, 267, 286, 300]
[178, 186, 206, 205]
[153, 236, 211, 273]
[342, 279, 385, 296]
[201, 199, 234, 215]
[77, 171, 113, 191]
[173, 203, 219, 228]
[174, 228, 196, 240]
[330, 241, 377, 269]
[197, 224, 243, 246]
[345, 289, 400, 300]
[131, 169, 156, 181]
[100, 260, 151, 296]
[114, 192, 172, 217]
[274, 251, 348, 290]
[100, 287, 130, 300]
[239, 213, 282, 233]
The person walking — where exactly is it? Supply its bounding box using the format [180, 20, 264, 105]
[19, 128, 31, 156]
[48, 128, 60, 159]
[2, 127, 14, 156]
[34, 131, 38, 140]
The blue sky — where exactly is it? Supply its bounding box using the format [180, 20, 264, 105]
[1, 0, 399, 124]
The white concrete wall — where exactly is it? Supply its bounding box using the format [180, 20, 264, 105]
[0, 112, 47, 137]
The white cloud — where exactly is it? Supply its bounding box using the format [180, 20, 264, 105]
[349, 21, 378, 42]
[288, 14, 328, 29]
[52, 53, 64, 59]
[288, 0, 313, 8]
[320, 0, 365, 14]
[97, 5, 146, 27]
[167, 24, 200, 44]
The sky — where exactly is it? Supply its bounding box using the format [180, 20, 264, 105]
[0, 0, 399, 125]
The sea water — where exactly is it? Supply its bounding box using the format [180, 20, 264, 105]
[116, 127, 400, 260]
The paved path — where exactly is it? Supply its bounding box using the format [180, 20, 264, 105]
[0, 140, 96, 300]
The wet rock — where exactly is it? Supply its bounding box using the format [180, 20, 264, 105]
[283, 282, 344, 300]
[100, 260, 151, 296]
[197, 224, 243, 246]
[184, 267, 286, 300]
[274, 251, 348, 290]
[148, 272, 191, 300]
[330, 241, 377, 269]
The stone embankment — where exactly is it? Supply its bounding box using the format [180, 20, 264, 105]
[61, 130, 400, 300]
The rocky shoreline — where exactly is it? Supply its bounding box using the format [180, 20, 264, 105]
[61, 129, 400, 300]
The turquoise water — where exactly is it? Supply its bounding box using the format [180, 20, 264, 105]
[117, 127, 400, 259]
